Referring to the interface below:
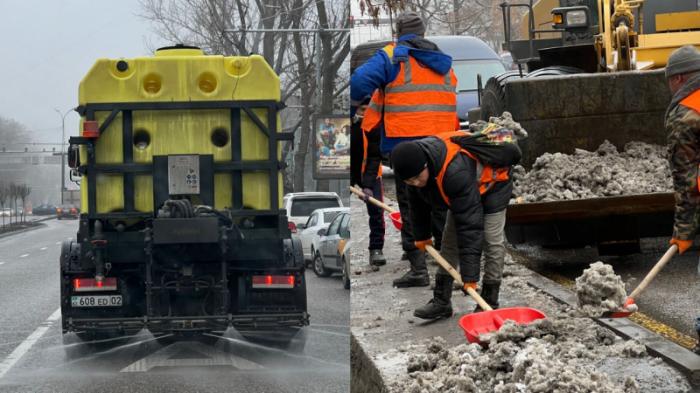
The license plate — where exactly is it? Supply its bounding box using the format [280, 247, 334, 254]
[71, 295, 122, 308]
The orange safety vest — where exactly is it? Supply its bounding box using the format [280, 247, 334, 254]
[680, 88, 700, 192]
[680, 88, 700, 113]
[434, 132, 510, 206]
[362, 89, 384, 133]
[361, 129, 382, 178]
[361, 43, 458, 137]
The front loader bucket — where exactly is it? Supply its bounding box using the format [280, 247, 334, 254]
[481, 69, 671, 168]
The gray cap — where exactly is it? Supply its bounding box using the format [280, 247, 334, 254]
[666, 45, 700, 78]
[396, 11, 426, 37]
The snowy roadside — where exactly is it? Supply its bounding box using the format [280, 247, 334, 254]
[349, 195, 692, 392]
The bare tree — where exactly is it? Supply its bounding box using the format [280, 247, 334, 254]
[358, 0, 509, 51]
[0, 183, 7, 229]
[139, 0, 350, 193]
[17, 184, 31, 223]
[0, 116, 28, 150]
[8, 183, 18, 226]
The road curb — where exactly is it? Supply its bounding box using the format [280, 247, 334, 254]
[0, 217, 55, 240]
[351, 333, 387, 393]
[526, 273, 700, 385]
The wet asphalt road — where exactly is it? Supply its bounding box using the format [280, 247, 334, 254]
[513, 240, 700, 341]
[0, 219, 350, 393]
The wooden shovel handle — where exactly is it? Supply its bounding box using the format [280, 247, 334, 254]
[425, 245, 492, 311]
[628, 244, 678, 301]
[350, 185, 492, 310]
[349, 186, 397, 213]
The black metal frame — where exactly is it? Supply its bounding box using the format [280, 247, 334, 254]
[65, 312, 310, 334]
[70, 100, 294, 219]
[311, 114, 351, 180]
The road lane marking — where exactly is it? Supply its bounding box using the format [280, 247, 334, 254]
[55, 242, 61, 245]
[40, 247, 47, 251]
[121, 341, 264, 372]
[0, 308, 61, 379]
[307, 327, 350, 338]
[0, 262, 4, 265]
[19, 254, 28, 258]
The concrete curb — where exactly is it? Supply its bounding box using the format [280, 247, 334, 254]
[526, 273, 700, 385]
[0, 216, 55, 240]
[351, 333, 387, 393]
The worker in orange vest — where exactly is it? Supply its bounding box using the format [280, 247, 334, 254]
[390, 132, 514, 319]
[352, 96, 387, 267]
[351, 11, 459, 288]
[664, 45, 700, 354]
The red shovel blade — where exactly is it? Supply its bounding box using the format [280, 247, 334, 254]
[389, 211, 402, 231]
[458, 307, 546, 344]
[600, 298, 637, 318]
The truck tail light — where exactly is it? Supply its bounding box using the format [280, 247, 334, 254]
[83, 120, 99, 138]
[288, 222, 297, 233]
[73, 277, 117, 292]
[252, 275, 295, 289]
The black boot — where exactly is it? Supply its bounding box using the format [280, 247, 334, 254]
[414, 275, 453, 319]
[474, 280, 501, 312]
[393, 250, 429, 288]
[369, 249, 387, 266]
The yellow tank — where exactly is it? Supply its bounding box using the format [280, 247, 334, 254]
[78, 46, 283, 213]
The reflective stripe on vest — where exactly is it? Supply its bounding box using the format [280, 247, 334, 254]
[383, 48, 458, 138]
[434, 132, 510, 206]
[361, 90, 383, 132]
[681, 89, 700, 192]
[361, 129, 382, 179]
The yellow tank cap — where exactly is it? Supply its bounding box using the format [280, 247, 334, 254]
[155, 44, 204, 57]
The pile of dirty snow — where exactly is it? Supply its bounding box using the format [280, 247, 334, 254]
[511, 140, 671, 203]
[398, 318, 650, 393]
[468, 111, 528, 140]
[575, 262, 630, 317]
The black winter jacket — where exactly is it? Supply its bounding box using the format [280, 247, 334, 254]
[407, 136, 512, 282]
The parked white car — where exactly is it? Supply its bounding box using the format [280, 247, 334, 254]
[299, 207, 350, 263]
[283, 192, 343, 234]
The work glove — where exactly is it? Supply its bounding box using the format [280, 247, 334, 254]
[414, 239, 433, 251]
[461, 282, 478, 296]
[670, 238, 692, 254]
[362, 187, 373, 202]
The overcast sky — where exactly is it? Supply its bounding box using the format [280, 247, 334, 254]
[0, 0, 160, 146]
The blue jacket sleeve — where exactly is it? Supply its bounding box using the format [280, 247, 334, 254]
[350, 50, 394, 105]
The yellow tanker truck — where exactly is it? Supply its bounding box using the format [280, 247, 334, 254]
[61, 45, 307, 350]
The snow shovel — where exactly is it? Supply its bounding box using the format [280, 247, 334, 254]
[602, 244, 678, 318]
[349, 186, 404, 231]
[350, 186, 546, 343]
[424, 245, 546, 343]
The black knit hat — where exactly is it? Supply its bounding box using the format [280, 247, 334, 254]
[391, 141, 427, 180]
[396, 11, 426, 37]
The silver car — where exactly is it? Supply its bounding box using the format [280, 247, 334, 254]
[312, 211, 350, 280]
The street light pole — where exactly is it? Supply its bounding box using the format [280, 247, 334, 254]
[54, 108, 74, 205]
